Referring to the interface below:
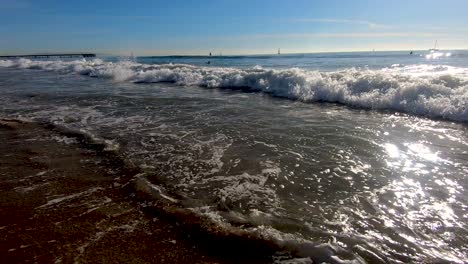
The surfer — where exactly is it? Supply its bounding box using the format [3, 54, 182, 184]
[410, 51, 413, 55]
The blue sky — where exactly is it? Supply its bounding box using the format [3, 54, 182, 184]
[1, 0, 467, 55]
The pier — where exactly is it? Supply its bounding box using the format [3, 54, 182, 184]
[0, 53, 96, 59]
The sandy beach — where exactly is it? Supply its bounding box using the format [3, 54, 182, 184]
[0, 119, 280, 263]
[1, 48, 467, 263]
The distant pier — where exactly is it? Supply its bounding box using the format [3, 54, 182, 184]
[0, 53, 96, 59]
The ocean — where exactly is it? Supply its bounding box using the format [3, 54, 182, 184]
[0, 51, 467, 263]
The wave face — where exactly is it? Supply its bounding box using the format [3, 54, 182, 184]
[1, 58, 468, 122]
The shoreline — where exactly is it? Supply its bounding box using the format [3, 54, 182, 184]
[1, 48, 467, 264]
[0, 118, 282, 263]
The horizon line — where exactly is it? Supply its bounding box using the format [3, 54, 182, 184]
[2, 48, 468, 58]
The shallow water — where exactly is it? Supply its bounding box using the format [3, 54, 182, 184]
[0, 51, 467, 263]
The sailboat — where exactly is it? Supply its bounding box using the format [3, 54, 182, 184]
[425, 40, 451, 59]
[278, 48, 281, 55]
[429, 40, 439, 52]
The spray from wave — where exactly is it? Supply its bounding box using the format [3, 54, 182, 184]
[1, 58, 467, 122]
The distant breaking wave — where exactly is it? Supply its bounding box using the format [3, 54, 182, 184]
[1, 58, 467, 122]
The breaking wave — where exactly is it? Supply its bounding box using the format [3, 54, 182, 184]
[1, 58, 467, 121]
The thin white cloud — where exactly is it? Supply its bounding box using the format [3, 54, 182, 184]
[291, 18, 389, 29]
[230, 32, 441, 40]
[292, 18, 468, 33]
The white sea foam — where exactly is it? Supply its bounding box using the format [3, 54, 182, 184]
[1, 58, 467, 121]
[37, 187, 103, 209]
[190, 206, 365, 264]
[134, 174, 179, 204]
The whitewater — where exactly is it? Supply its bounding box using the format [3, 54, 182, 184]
[1, 56, 467, 121]
[0, 51, 467, 263]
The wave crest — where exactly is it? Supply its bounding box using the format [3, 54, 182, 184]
[1, 58, 467, 121]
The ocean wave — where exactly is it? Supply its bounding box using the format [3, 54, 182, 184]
[1, 58, 467, 121]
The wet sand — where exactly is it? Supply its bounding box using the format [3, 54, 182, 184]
[0, 119, 280, 263]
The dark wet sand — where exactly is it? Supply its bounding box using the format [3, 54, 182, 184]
[0, 119, 280, 263]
